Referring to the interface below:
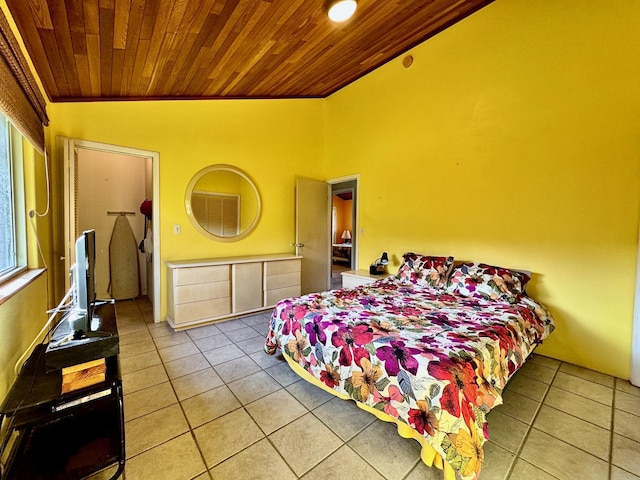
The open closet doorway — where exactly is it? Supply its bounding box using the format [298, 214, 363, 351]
[329, 177, 358, 289]
[60, 137, 160, 323]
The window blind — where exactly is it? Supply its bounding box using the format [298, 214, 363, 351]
[0, 8, 48, 153]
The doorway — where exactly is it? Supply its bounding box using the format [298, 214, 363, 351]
[60, 137, 160, 323]
[294, 175, 359, 294]
[330, 178, 358, 290]
[76, 149, 150, 300]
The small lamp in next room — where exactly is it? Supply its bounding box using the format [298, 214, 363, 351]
[370, 252, 389, 275]
[341, 230, 352, 244]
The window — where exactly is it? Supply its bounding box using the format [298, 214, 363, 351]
[0, 112, 26, 283]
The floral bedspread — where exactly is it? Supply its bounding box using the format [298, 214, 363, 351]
[264, 276, 555, 479]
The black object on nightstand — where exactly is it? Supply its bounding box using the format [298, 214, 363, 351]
[369, 251, 389, 275]
[0, 302, 124, 480]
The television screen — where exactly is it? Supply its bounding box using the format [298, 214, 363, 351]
[70, 229, 97, 333]
[45, 228, 118, 370]
[84, 229, 97, 309]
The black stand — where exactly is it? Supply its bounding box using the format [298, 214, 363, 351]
[0, 303, 124, 480]
[45, 299, 119, 371]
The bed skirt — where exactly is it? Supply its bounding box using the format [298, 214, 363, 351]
[282, 354, 456, 480]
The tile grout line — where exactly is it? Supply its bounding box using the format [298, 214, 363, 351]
[502, 360, 562, 480]
[305, 402, 393, 480]
[218, 337, 302, 480]
[179, 309, 245, 480]
[259, 370, 342, 478]
[173, 312, 306, 479]
[187, 331, 262, 478]
[118, 298, 152, 480]
[527, 361, 637, 469]
[117, 302, 165, 476]
[609, 380, 616, 480]
[522, 370, 612, 406]
[504, 361, 633, 479]
[607, 384, 640, 479]
[125, 298, 213, 480]
[511, 359, 638, 480]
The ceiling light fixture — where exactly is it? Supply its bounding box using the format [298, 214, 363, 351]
[328, 0, 357, 22]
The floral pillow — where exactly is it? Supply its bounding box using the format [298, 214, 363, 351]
[445, 262, 530, 302]
[396, 253, 454, 289]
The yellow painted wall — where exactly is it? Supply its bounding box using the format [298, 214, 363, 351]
[2, 0, 640, 387]
[324, 0, 640, 378]
[23, 142, 53, 279]
[47, 99, 324, 320]
[240, 175, 258, 232]
[0, 274, 48, 400]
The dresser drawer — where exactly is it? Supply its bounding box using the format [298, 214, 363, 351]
[265, 286, 301, 306]
[173, 265, 229, 286]
[174, 281, 230, 304]
[265, 259, 300, 276]
[173, 297, 231, 324]
[264, 272, 300, 290]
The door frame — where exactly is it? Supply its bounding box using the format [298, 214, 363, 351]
[328, 175, 359, 271]
[632, 225, 640, 385]
[59, 137, 161, 323]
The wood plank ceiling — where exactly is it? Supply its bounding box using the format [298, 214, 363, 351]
[6, 0, 493, 102]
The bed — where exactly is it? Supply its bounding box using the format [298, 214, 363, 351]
[264, 253, 555, 479]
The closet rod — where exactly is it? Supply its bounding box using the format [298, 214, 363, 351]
[107, 211, 136, 216]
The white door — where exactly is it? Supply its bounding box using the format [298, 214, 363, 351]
[295, 177, 331, 294]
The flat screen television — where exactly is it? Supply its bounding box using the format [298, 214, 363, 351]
[46, 229, 118, 370]
[70, 229, 97, 334]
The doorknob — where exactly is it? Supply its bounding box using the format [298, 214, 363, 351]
[291, 243, 304, 247]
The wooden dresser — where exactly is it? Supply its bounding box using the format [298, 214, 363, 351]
[166, 253, 302, 330]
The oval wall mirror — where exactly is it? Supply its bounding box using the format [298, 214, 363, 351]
[185, 164, 261, 242]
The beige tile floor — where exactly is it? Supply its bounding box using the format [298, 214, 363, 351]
[90, 297, 640, 480]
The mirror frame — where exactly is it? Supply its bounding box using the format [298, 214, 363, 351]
[185, 164, 262, 242]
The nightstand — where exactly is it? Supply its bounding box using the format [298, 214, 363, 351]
[341, 269, 391, 288]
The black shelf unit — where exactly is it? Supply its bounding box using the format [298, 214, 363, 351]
[0, 303, 124, 480]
